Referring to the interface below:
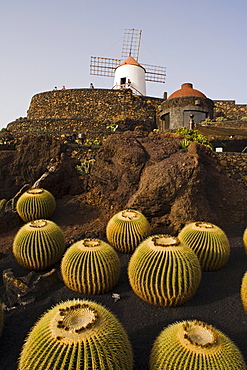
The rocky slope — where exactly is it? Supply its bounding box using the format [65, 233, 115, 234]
[0, 130, 247, 237]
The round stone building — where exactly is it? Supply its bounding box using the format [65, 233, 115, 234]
[159, 83, 214, 130]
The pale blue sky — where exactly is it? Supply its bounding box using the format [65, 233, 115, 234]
[1, 0, 247, 129]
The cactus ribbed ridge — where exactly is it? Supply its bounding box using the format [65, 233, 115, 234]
[150, 320, 246, 369]
[178, 221, 230, 271]
[128, 235, 201, 306]
[13, 219, 65, 271]
[18, 299, 133, 370]
[16, 188, 56, 222]
[61, 238, 121, 294]
[106, 209, 151, 253]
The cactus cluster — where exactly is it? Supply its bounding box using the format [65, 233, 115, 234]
[18, 299, 133, 370]
[16, 188, 56, 223]
[128, 234, 201, 306]
[106, 209, 151, 253]
[13, 219, 65, 271]
[150, 319, 246, 369]
[61, 238, 121, 294]
[178, 221, 230, 271]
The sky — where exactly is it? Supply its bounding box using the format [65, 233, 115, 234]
[1, 0, 247, 129]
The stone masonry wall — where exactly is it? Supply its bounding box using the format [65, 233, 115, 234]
[214, 100, 247, 119]
[7, 88, 163, 134]
[217, 152, 247, 188]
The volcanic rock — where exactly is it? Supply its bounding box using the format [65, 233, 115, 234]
[88, 131, 247, 233]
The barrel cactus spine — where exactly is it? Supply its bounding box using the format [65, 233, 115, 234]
[150, 319, 246, 369]
[13, 219, 65, 271]
[128, 234, 201, 306]
[16, 188, 56, 223]
[106, 209, 151, 253]
[178, 221, 230, 271]
[61, 238, 121, 294]
[18, 299, 133, 370]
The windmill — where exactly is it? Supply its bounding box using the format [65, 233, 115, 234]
[90, 28, 166, 96]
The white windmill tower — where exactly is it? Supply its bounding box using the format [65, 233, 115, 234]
[90, 29, 166, 96]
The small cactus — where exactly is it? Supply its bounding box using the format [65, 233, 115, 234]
[16, 188, 56, 222]
[240, 271, 247, 312]
[178, 221, 230, 271]
[0, 199, 7, 212]
[18, 299, 133, 370]
[13, 219, 65, 271]
[243, 227, 247, 253]
[61, 238, 121, 294]
[150, 319, 246, 369]
[179, 138, 192, 149]
[106, 209, 151, 253]
[128, 234, 201, 306]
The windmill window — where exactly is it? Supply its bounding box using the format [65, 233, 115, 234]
[120, 77, 126, 85]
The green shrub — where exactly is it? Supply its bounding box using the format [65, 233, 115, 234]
[84, 138, 102, 145]
[106, 123, 118, 132]
[215, 116, 227, 122]
[175, 127, 213, 150]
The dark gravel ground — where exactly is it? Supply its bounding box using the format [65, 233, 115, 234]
[0, 224, 247, 370]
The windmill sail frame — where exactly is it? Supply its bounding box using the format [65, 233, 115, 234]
[90, 29, 166, 84]
[121, 28, 142, 61]
[90, 57, 120, 77]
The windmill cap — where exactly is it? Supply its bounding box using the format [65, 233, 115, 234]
[118, 56, 146, 71]
[168, 83, 206, 99]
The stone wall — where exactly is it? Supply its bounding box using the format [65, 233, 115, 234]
[214, 100, 247, 119]
[217, 152, 247, 188]
[7, 88, 163, 134]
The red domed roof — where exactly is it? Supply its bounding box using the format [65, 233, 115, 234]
[120, 56, 141, 66]
[168, 83, 206, 99]
[118, 56, 145, 70]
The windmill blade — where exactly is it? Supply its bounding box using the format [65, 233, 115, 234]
[121, 29, 142, 61]
[142, 63, 166, 83]
[90, 56, 121, 77]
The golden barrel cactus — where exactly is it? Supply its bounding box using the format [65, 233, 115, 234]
[61, 238, 121, 294]
[240, 271, 247, 312]
[150, 320, 246, 369]
[16, 188, 56, 222]
[243, 227, 247, 253]
[13, 219, 65, 271]
[106, 209, 151, 253]
[178, 221, 230, 271]
[18, 299, 133, 370]
[128, 235, 201, 306]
